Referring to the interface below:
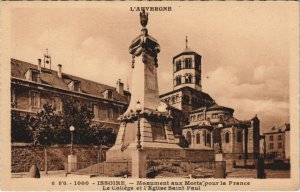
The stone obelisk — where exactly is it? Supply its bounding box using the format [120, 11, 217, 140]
[106, 11, 180, 173]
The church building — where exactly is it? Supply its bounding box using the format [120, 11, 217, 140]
[160, 38, 260, 160]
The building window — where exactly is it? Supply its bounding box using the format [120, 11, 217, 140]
[93, 104, 100, 119]
[68, 81, 81, 92]
[185, 58, 192, 68]
[107, 106, 113, 119]
[278, 134, 282, 141]
[196, 133, 200, 144]
[118, 107, 124, 116]
[107, 90, 113, 99]
[185, 74, 192, 84]
[74, 81, 80, 92]
[225, 132, 230, 143]
[32, 71, 39, 82]
[270, 143, 274, 149]
[53, 96, 62, 111]
[175, 76, 182, 85]
[186, 131, 192, 145]
[278, 143, 282, 149]
[182, 94, 190, 104]
[270, 135, 273, 141]
[30, 91, 40, 108]
[212, 113, 218, 119]
[103, 89, 113, 99]
[237, 131, 242, 142]
[200, 114, 204, 120]
[176, 60, 181, 71]
[206, 133, 211, 147]
[11, 88, 16, 107]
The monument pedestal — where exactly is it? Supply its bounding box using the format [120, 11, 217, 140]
[106, 114, 181, 162]
[131, 149, 147, 178]
[67, 154, 78, 173]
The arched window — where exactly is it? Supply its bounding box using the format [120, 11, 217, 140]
[203, 130, 207, 145]
[189, 75, 192, 83]
[212, 113, 218, 119]
[186, 131, 192, 145]
[206, 133, 211, 147]
[176, 76, 182, 85]
[237, 131, 242, 142]
[191, 115, 196, 121]
[197, 114, 201, 120]
[225, 132, 230, 143]
[196, 133, 200, 144]
[185, 74, 192, 84]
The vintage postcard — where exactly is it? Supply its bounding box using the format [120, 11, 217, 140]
[0, 1, 299, 191]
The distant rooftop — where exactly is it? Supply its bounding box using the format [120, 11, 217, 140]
[264, 123, 290, 134]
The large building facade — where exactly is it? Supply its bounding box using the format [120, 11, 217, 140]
[262, 124, 290, 160]
[11, 58, 130, 134]
[160, 45, 260, 160]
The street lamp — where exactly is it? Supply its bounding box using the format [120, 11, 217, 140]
[136, 101, 142, 150]
[69, 125, 75, 154]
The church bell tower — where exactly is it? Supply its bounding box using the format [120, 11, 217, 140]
[173, 36, 202, 91]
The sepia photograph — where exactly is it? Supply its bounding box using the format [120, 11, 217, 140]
[0, 1, 299, 191]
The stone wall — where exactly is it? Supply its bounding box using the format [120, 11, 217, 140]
[11, 143, 108, 173]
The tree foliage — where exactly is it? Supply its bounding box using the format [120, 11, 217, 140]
[178, 135, 189, 148]
[12, 98, 116, 146]
[29, 104, 64, 145]
[11, 111, 32, 143]
[61, 98, 95, 145]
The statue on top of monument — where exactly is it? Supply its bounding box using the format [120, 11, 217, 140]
[140, 9, 148, 28]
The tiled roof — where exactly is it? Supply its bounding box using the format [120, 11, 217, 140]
[206, 103, 234, 112]
[264, 124, 290, 134]
[183, 121, 201, 128]
[159, 86, 213, 101]
[183, 120, 212, 129]
[11, 58, 130, 103]
[173, 47, 201, 62]
[191, 102, 234, 114]
[223, 117, 241, 126]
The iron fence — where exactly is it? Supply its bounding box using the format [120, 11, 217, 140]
[146, 159, 226, 178]
[72, 161, 132, 177]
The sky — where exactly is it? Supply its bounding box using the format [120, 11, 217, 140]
[10, 2, 295, 132]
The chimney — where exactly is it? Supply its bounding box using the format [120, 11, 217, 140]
[116, 79, 124, 95]
[37, 58, 42, 72]
[57, 64, 62, 78]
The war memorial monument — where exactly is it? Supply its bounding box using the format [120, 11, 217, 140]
[106, 10, 214, 178]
